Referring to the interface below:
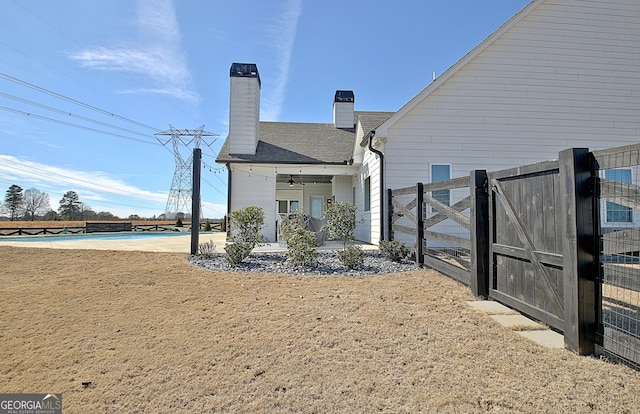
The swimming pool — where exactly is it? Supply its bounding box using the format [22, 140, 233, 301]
[0, 231, 189, 243]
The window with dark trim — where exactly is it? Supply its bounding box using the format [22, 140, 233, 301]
[364, 177, 371, 212]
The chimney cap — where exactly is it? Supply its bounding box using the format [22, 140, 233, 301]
[334, 90, 354, 103]
[230, 63, 261, 85]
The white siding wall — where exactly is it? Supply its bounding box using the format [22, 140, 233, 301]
[356, 150, 381, 244]
[230, 165, 276, 240]
[332, 175, 353, 203]
[229, 76, 260, 155]
[384, 0, 640, 225]
[333, 102, 355, 128]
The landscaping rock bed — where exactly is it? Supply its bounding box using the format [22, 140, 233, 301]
[190, 250, 419, 276]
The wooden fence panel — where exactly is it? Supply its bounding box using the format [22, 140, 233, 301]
[489, 161, 566, 332]
[388, 143, 640, 362]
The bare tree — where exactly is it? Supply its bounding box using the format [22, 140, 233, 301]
[79, 203, 97, 220]
[23, 188, 51, 221]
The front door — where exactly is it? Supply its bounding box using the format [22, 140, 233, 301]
[310, 197, 323, 218]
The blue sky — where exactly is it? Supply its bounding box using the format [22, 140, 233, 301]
[0, 0, 530, 219]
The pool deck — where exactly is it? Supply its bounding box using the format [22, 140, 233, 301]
[0, 232, 376, 253]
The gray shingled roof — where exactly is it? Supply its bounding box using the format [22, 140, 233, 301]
[357, 112, 395, 147]
[216, 111, 393, 165]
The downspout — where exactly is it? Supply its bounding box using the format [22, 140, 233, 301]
[367, 130, 385, 242]
[226, 162, 232, 236]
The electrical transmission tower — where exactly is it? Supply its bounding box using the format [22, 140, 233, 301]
[155, 125, 218, 220]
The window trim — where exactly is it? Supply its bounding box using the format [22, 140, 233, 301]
[364, 176, 371, 212]
[277, 199, 301, 214]
[430, 163, 451, 213]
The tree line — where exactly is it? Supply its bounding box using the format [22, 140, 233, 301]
[2, 184, 121, 221]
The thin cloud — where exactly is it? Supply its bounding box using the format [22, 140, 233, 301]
[260, 0, 302, 121]
[67, 0, 199, 102]
[0, 155, 167, 203]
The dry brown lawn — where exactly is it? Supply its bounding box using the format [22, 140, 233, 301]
[1, 246, 639, 413]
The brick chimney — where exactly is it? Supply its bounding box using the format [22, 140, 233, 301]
[229, 63, 261, 155]
[333, 90, 354, 129]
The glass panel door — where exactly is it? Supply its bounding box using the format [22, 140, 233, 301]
[311, 197, 323, 218]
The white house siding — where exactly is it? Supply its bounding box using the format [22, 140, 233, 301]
[332, 175, 353, 203]
[229, 165, 276, 240]
[379, 0, 640, 242]
[229, 76, 260, 155]
[356, 150, 381, 244]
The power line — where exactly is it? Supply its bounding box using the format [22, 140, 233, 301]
[0, 71, 161, 132]
[0, 105, 159, 146]
[12, 0, 84, 49]
[7, 0, 195, 121]
[0, 91, 157, 140]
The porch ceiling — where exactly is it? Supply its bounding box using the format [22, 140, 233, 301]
[276, 174, 333, 184]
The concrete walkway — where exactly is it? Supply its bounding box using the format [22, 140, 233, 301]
[467, 300, 565, 349]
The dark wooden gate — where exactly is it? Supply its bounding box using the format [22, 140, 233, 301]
[487, 161, 566, 331]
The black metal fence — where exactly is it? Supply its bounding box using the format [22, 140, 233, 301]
[592, 144, 640, 368]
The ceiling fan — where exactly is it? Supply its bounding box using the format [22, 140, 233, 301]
[288, 175, 304, 187]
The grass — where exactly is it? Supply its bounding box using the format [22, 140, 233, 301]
[1, 245, 639, 413]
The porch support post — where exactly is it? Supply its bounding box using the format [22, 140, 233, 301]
[387, 188, 394, 241]
[470, 170, 489, 298]
[190, 148, 202, 256]
[560, 148, 599, 355]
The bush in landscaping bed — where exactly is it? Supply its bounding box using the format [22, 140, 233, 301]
[379, 240, 410, 262]
[338, 245, 364, 269]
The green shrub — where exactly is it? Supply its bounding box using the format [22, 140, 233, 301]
[285, 227, 318, 267]
[338, 245, 364, 269]
[198, 240, 217, 258]
[224, 242, 253, 265]
[175, 217, 183, 227]
[228, 206, 267, 247]
[279, 214, 307, 245]
[224, 206, 267, 264]
[322, 201, 358, 248]
[203, 219, 212, 232]
[379, 240, 410, 262]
